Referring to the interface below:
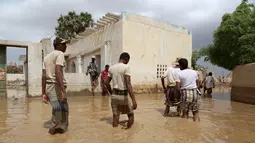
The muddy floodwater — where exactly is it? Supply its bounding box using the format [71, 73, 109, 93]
[1, 87, 255, 143]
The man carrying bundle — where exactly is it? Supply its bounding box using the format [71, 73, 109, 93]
[161, 58, 181, 116]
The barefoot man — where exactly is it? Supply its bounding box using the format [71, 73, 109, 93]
[176, 58, 200, 122]
[105, 52, 137, 129]
[42, 37, 69, 135]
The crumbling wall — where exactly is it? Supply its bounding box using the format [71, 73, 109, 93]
[27, 42, 43, 96]
[6, 74, 25, 86]
[27, 39, 52, 97]
[231, 63, 255, 105]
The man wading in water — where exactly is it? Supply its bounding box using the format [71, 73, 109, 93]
[105, 52, 137, 129]
[86, 56, 99, 96]
[176, 58, 201, 122]
[100, 64, 110, 96]
[42, 37, 69, 135]
[203, 72, 215, 97]
[161, 59, 181, 116]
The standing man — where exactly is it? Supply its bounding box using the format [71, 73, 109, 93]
[204, 72, 215, 96]
[176, 58, 200, 122]
[105, 52, 137, 129]
[161, 59, 181, 116]
[100, 64, 110, 96]
[86, 56, 99, 96]
[42, 37, 69, 135]
[202, 74, 208, 94]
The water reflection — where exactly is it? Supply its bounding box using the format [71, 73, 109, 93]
[0, 99, 8, 135]
[0, 88, 254, 143]
[0, 97, 29, 140]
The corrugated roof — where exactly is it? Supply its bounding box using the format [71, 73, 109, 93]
[69, 13, 121, 44]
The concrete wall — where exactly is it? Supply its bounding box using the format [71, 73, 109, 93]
[41, 38, 54, 56]
[27, 42, 43, 96]
[122, 12, 192, 87]
[65, 73, 88, 91]
[65, 73, 102, 92]
[231, 63, 255, 104]
[6, 74, 25, 86]
[0, 40, 47, 97]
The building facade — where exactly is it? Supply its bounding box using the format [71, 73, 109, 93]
[0, 12, 193, 97]
[64, 12, 192, 93]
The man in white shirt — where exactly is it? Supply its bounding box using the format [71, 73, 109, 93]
[204, 72, 215, 96]
[161, 60, 181, 116]
[176, 58, 200, 122]
[42, 37, 69, 134]
[105, 52, 137, 129]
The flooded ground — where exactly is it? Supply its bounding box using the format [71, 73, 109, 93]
[0, 87, 255, 143]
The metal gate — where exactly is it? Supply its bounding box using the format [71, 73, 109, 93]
[0, 46, 6, 98]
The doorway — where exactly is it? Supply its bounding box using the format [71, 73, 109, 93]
[0, 46, 6, 98]
[71, 61, 76, 73]
[0, 45, 28, 98]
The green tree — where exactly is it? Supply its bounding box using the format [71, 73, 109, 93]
[192, 51, 200, 70]
[55, 11, 94, 40]
[208, 0, 255, 70]
[192, 46, 210, 70]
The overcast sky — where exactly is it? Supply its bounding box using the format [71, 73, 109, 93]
[1, 0, 253, 75]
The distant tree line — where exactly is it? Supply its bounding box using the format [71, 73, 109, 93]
[7, 65, 23, 74]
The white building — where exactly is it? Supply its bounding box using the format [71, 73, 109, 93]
[0, 12, 192, 97]
[64, 12, 192, 93]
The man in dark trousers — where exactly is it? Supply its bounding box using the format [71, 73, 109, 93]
[161, 60, 181, 116]
[42, 37, 69, 135]
[86, 56, 99, 96]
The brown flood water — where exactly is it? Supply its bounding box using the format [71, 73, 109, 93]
[1, 87, 255, 143]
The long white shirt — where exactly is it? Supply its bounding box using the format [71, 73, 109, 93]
[163, 67, 180, 86]
[176, 69, 198, 89]
[205, 76, 215, 88]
